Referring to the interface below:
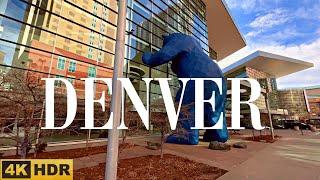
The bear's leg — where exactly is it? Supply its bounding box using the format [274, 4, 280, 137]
[166, 129, 199, 145]
[203, 113, 229, 143]
[203, 127, 228, 143]
[166, 117, 199, 145]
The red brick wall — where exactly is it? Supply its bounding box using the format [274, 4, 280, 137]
[28, 40, 114, 99]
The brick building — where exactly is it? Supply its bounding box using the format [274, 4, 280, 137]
[277, 89, 309, 120]
[222, 51, 313, 126]
[305, 86, 320, 118]
[0, 0, 246, 131]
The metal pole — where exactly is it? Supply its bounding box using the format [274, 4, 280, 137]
[35, 0, 64, 157]
[265, 90, 275, 140]
[105, 0, 127, 179]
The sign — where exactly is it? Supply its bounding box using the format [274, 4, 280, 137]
[0, 159, 73, 180]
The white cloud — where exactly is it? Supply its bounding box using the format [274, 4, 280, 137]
[249, 9, 291, 28]
[219, 38, 320, 89]
[245, 30, 263, 38]
[226, 0, 257, 11]
[295, 4, 320, 20]
[245, 28, 306, 45]
[225, 0, 274, 13]
[223, 0, 320, 89]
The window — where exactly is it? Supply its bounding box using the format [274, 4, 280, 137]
[55, 75, 64, 87]
[57, 56, 66, 70]
[63, 45, 70, 51]
[67, 25, 73, 30]
[81, 17, 86, 22]
[68, 60, 77, 72]
[93, 2, 98, 10]
[69, 11, 75, 17]
[88, 66, 96, 77]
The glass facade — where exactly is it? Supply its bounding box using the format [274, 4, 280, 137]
[0, 0, 209, 125]
[125, 0, 209, 113]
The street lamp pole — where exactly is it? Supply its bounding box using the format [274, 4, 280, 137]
[105, 0, 127, 179]
[265, 83, 275, 140]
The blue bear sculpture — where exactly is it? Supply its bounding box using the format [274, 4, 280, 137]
[142, 33, 228, 145]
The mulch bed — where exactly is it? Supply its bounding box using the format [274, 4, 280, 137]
[2, 144, 228, 179]
[2, 146, 107, 159]
[74, 154, 228, 180]
[244, 135, 281, 143]
[2, 143, 135, 159]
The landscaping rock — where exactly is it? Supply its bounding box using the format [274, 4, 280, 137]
[146, 142, 161, 150]
[209, 141, 231, 151]
[233, 142, 247, 149]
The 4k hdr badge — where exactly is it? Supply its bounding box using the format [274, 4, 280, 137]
[0, 159, 73, 180]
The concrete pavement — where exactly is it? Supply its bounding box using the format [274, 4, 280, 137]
[2, 129, 319, 179]
[219, 131, 320, 180]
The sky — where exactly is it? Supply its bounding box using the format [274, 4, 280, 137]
[221, 0, 320, 89]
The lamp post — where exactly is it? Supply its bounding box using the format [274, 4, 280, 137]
[105, 0, 127, 179]
[264, 79, 274, 140]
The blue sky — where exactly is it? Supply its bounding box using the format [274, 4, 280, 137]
[221, 0, 320, 89]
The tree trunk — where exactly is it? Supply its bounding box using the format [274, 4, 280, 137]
[86, 129, 91, 152]
[160, 133, 165, 159]
[252, 129, 255, 139]
[21, 136, 28, 159]
[35, 103, 45, 158]
[15, 111, 20, 156]
[16, 125, 19, 156]
[21, 108, 34, 159]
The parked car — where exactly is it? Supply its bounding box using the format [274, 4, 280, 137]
[299, 123, 310, 130]
[273, 124, 285, 129]
[307, 119, 320, 128]
[283, 120, 300, 129]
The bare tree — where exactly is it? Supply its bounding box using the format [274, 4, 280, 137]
[0, 69, 44, 158]
[151, 112, 170, 159]
[150, 100, 172, 159]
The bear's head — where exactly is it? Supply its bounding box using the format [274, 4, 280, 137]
[142, 33, 203, 69]
[162, 33, 202, 51]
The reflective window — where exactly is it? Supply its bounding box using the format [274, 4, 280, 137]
[68, 60, 77, 72]
[57, 57, 66, 70]
[88, 66, 96, 77]
[0, 0, 210, 117]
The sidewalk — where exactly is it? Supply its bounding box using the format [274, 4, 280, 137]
[2, 130, 319, 179]
[0, 139, 108, 156]
[73, 135, 269, 171]
[218, 132, 320, 180]
[0, 135, 149, 156]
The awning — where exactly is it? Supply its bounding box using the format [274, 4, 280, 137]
[203, 0, 246, 60]
[222, 51, 314, 78]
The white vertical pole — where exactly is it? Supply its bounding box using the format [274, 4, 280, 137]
[265, 84, 275, 140]
[105, 0, 127, 179]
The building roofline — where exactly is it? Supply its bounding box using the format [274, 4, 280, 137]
[305, 85, 320, 90]
[220, 0, 247, 45]
[222, 51, 314, 78]
[203, 0, 246, 60]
